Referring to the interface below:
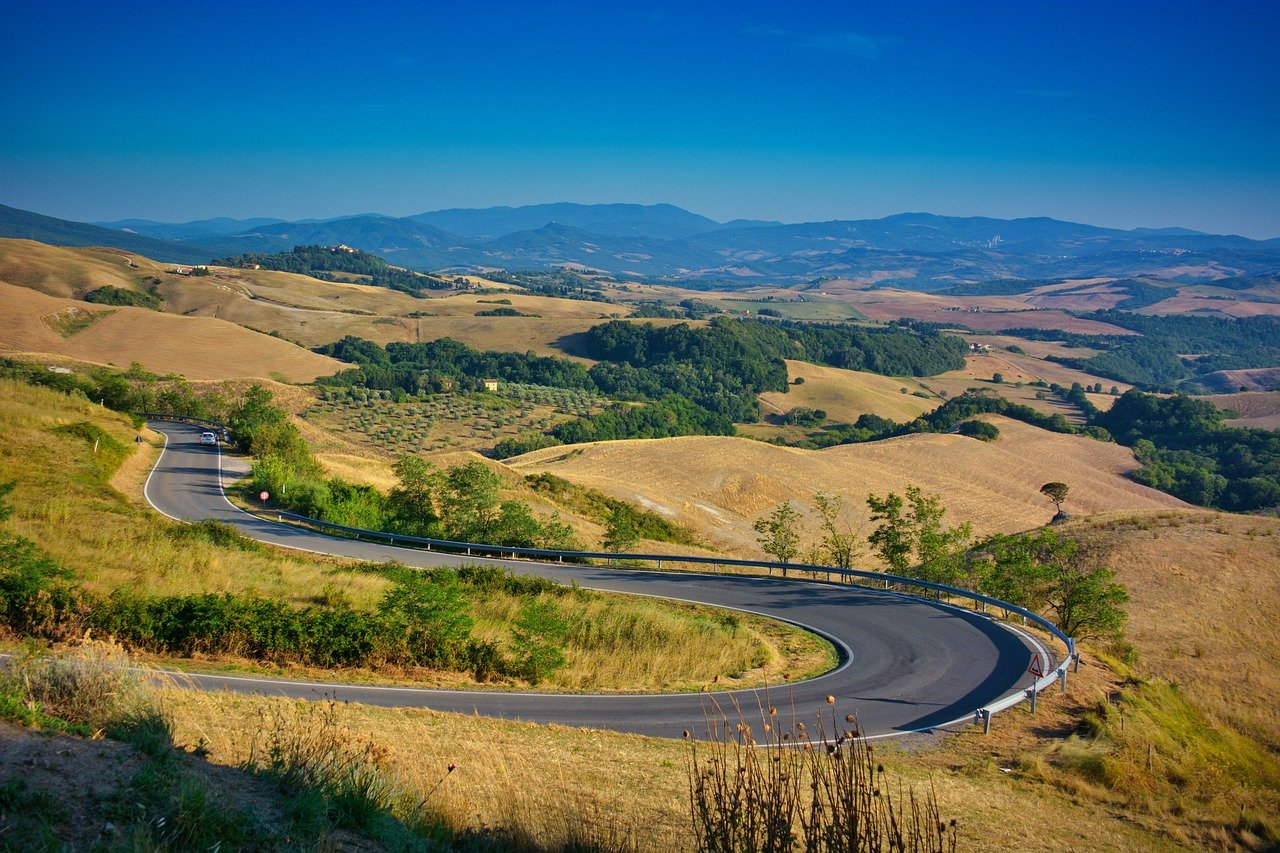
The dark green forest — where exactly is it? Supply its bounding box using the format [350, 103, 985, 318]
[1004, 311, 1280, 389]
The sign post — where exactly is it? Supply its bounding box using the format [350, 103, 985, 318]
[1028, 654, 1044, 678]
[259, 490, 269, 510]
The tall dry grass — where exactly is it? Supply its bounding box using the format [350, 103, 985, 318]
[688, 697, 956, 853]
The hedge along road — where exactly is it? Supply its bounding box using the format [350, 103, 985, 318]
[143, 420, 1044, 740]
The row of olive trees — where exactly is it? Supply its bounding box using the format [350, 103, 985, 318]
[752, 484, 1127, 643]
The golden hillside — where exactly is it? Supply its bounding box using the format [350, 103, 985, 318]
[1063, 510, 1280, 747]
[0, 281, 342, 382]
[0, 238, 685, 358]
[506, 415, 1187, 555]
[757, 359, 939, 423]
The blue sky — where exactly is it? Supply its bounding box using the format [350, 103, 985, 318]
[2, 1, 1277, 236]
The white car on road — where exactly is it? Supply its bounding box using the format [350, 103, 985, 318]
[198, 431, 218, 446]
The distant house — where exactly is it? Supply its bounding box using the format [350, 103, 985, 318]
[169, 266, 193, 275]
[329, 244, 357, 254]
[482, 378, 500, 392]
[241, 263, 260, 270]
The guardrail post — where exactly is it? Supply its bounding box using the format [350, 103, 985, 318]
[980, 709, 991, 734]
[1028, 687, 1037, 714]
[1073, 652, 1080, 673]
[1059, 669, 1068, 694]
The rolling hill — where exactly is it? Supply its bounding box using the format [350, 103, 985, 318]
[505, 416, 1187, 556]
[0, 281, 342, 381]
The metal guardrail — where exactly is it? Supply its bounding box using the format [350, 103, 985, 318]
[146, 413, 1076, 732]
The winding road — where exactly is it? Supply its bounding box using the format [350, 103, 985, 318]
[144, 420, 1045, 739]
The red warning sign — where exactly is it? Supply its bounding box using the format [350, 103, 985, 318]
[1028, 654, 1044, 677]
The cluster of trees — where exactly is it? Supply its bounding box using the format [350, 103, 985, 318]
[754, 485, 1127, 642]
[778, 390, 1086, 451]
[0, 358, 225, 423]
[780, 406, 827, 426]
[315, 337, 595, 395]
[1005, 311, 1280, 390]
[483, 269, 611, 302]
[211, 245, 449, 294]
[83, 283, 162, 310]
[1093, 391, 1280, 510]
[314, 315, 966, 451]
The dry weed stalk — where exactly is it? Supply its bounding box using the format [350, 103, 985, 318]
[687, 696, 957, 852]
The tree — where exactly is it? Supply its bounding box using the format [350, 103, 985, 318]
[389, 456, 441, 537]
[603, 507, 641, 552]
[977, 529, 1128, 641]
[510, 599, 569, 684]
[812, 492, 859, 571]
[956, 420, 999, 441]
[1039, 482, 1069, 516]
[866, 486, 971, 583]
[439, 460, 502, 541]
[991, 372, 1004, 384]
[754, 502, 802, 576]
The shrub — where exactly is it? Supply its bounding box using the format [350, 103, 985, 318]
[956, 419, 1000, 441]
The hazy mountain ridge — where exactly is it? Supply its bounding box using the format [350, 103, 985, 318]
[6, 202, 1279, 286]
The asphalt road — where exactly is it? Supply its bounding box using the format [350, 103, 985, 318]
[144, 420, 1045, 739]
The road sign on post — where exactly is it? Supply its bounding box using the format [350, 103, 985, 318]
[1028, 654, 1044, 677]
[259, 490, 269, 507]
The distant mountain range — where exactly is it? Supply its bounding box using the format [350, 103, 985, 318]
[1, 201, 1277, 289]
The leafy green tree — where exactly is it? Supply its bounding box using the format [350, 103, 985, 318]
[376, 569, 473, 667]
[388, 456, 441, 537]
[753, 501, 802, 576]
[866, 486, 971, 583]
[440, 461, 502, 541]
[956, 419, 999, 441]
[812, 492, 859, 570]
[510, 599, 569, 684]
[991, 372, 1004, 384]
[1039, 482, 1069, 515]
[977, 529, 1128, 640]
[603, 506, 641, 552]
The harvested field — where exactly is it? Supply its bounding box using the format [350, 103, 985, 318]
[758, 360, 938, 424]
[836, 288, 1139, 335]
[1136, 293, 1280, 318]
[506, 416, 1187, 556]
[1199, 390, 1280, 429]
[1063, 510, 1280, 747]
[0, 238, 162, 298]
[0, 282, 342, 382]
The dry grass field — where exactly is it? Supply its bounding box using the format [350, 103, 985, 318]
[156, 658, 1182, 852]
[0, 281, 342, 381]
[506, 416, 1187, 556]
[757, 359, 939, 424]
[0, 240, 701, 360]
[920, 351, 1127, 418]
[831, 287, 1140, 335]
[1063, 510, 1280, 747]
[1199, 390, 1280, 429]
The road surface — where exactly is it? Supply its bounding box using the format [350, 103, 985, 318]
[144, 419, 1044, 739]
